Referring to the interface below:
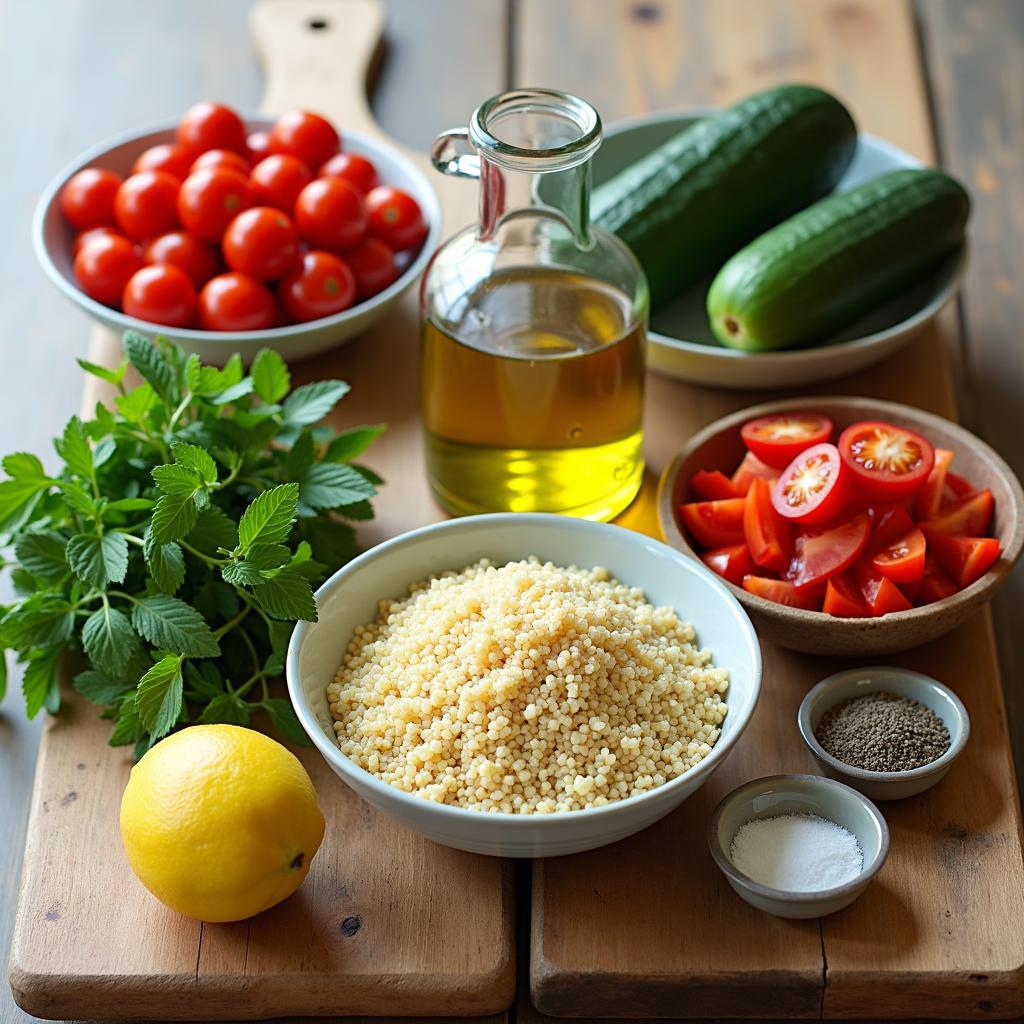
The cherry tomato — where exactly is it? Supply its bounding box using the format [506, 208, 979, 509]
[249, 154, 312, 212]
[144, 231, 221, 287]
[743, 477, 792, 572]
[688, 469, 739, 502]
[854, 560, 914, 616]
[731, 451, 778, 496]
[177, 101, 247, 155]
[247, 130, 272, 163]
[740, 413, 833, 470]
[60, 168, 122, 230]
[269, 110, 340, 171]
[278, 250, 356, 322]
[177, 168, 252, 243]
[114, 170, 181, 241]
[191, 148, 251, 176]
[700, 544, 755, 586]
[345, 237, 397, 299]
[122, 264, 196, 327]
[921, 489, 993, 536]
[917, 555, 959, 605]
[838, 420, 935, 501]
[294, 178, 367, 252]
[922, 531, 1001, 589]
[222, 207, 300, 281]
[72, 226, 124, 258]
[823, 573, 870, 617]
[319, 152, 379, 194]
[915, 448, 954, 521]
[771, 443, 850, 525]
[365, 185, 427, 251]
[132, 143, 193, 181]
[742, 575, 821, 611]
[678, 498, 746, 549]
[198, 272, 276, 331]
[73, 234, 144, 306]
[865, 502, 915, 549]
[785, 512, 870, 591]
[870, 526, 926, 584]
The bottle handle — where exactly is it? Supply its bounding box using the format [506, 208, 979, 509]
[431, 128, 481, 179]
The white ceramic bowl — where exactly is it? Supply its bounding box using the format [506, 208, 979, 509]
[33, 117, 441, 364]
[286, 513, 762, 858]
[594, 109, 966, 389]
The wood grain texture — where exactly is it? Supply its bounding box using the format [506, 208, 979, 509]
[518, 0, 1024, 1018]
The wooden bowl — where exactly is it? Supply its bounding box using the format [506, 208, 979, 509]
[657, 397, 1024, 656]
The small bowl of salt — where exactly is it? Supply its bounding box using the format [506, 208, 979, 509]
[707, 774, 889, 919]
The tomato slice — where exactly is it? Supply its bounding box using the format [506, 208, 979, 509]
[731, 451, 778, 496]
[740, 413, 833, 470]
[866, 502, 915, 549]
[823, 572, 871, 617]
[917, 554, 959, 605]
[838, 420, 935, 501]
[743, 478, 791, 572]
[870, 526, 926, 584]
[679, 498, 746, 548]
[701, 544, 755, 585]
[945, 471, 975, 499]
[771, 443, 850, 524]
[921, 530, 1001, 588]
[854, 559, 914, 616]
[899, 576, 923, 603]
[915, 448, 954, 521]
[689, 469, 740, 501]
[923, 489, 993, 537]
[742, 574, 822, 611]
[784, 512, 870, 590]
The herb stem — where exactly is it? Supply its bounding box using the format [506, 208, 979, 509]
[179, 540, 227, 565]
[166, 392, 192, 433]
[213, 605, 250, 641]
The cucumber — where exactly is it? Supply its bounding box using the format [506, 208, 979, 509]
[706, 168, 970, 351]
[592, 84, 857, 306]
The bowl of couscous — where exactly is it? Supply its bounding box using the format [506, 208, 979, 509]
[286, 513, 762, 857]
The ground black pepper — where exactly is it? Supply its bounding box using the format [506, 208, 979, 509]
[815, 690, 950, 772]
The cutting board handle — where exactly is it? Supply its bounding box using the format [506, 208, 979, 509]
[250, 0, 387, 142]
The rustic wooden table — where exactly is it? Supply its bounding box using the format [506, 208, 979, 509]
[1, 1, 1021, 1022]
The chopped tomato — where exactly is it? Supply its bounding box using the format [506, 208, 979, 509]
[679, 498, 746, 549]
[823, 572, 871, 617]
[771, 443, 850, 525]
[743, 575, 822, 610]
[866, 502, 915, 549]
[921, 530, 1001, 589]
[917, 555, 959, 605]
[915, 448, 954, 521]
[689, 469, 739, 501]
[743, 478, 791, 572]
[731, 451, 778, 496]
[838, 420, 935, 501]
[855, 559, 914, 615]
[899, 576, 923, 603]
[945, 471, 975, 500]
[870, 526, 926, 584]
[701, 544, 754, 586]
[923, 489, 993, 537]
[785, 512, 870, 591]
[740, 413, 833, 470]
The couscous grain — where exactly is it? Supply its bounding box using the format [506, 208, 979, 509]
[327, 558, 728, 813]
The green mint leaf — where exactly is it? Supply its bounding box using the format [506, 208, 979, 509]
[0, 478, 48, 531]
[58, 481, 98, 519]
[114, 382, 158, 425]
[251, 570, 317, 621]
[59, 416, 93, 480]
[221, 353, 244, 387]
[66, 532, 129, 588]
[352, 463, 384, 486]
[93, 437, 116, 468]
[324, 424, 385, 463]
[285, 430, 315, 477]
[185, 354, 232, 397]
[77, 357, 128, 387]
[263, 649, 285, 676]
[22, 647, 61, 719]
[11, 568, 41, 597]
[237, 483, 299, 550]
[82, 605, 137, 680]
[92, 401, 117, 434]
[184, 660, 223, 699]
[143, 527, 186, 595]
[221, 561, 271, 586]
[264, 697, 310, 745]
[135, 655, 184, 739]
[151, 491, 200, 545]
[3, 453, 47, 479]
[109, 694, 144, 747]
[0, 652, 7, 702]
[132, 594, 220, 658]
[73, 669, 133, 705]
[187, 504, 238, 554]
[123, 331, 176, 405]
[299, 463, 375, 510]
[104, 497, 154, 513]
[14, 531, 68, 579]
[0, 596, 75, 648]
[193, 579, 241, 625]
[198, 692, 251, 727]
[251, 348, 291, 403]
[210, 378, 255, 406]
[152, 463, 202, 496]
[339, 499, 375, 521]
[171, 441, 218, 485]
[282, 380, 350, 427]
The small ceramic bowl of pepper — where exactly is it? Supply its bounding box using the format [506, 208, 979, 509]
[707, 773, 890, 919]
[797, 666, 970, 801]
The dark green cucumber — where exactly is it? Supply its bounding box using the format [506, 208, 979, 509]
[591, 84, 857, 306]
[706, 168, 970, 351]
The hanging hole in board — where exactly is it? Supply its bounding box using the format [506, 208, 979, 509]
[308, 17, 329, 30]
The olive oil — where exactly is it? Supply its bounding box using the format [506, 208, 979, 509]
[422, 267, 645, 520]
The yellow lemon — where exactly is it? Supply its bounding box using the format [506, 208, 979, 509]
[120, 724, 326, 923]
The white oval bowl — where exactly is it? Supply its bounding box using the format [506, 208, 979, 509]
[286, 513, 762, 858]
[33, 116, 441, 364]
[595, 108, 966, 389]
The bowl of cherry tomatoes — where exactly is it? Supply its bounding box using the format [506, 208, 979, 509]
[657, 397, 1024, 656]
[34, 101, 441, 362]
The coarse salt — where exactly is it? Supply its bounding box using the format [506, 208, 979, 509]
[729, 813, 863, 892]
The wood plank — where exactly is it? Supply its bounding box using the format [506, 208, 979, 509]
[518, 0, 1024, 1017]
